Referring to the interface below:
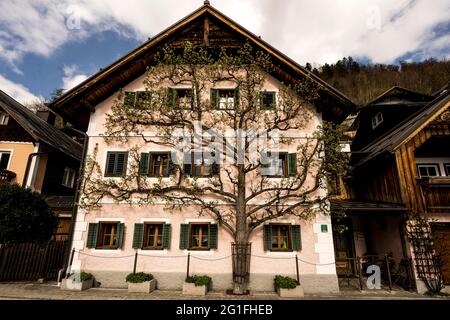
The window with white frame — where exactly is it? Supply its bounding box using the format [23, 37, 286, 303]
[445, 163, 450, 176]
[417, 164, 440, 178]
[0, 112, 9, 125]
[62, 167, 76, 188]
[0, 151, 11, 170]
[371, 112, 383, 129]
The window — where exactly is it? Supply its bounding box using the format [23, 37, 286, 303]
[132, 223, 171, 249]
[261, 152, 297, 177]
[62, 167, 76, 188]
[140, 152, 171, 177]
[417, 164, 440, 178]
[0, 151, 11, 170]
[86, 222, 124, 249]
[184, 152, 219, 177]
[371, 112, 383, 129]
[211, 89, 239, 110]
[143, 223, 164, 250]
[179, 223, 218, 250]
[263, 224, 301, 252]
[97, 222, 118, 249]
[105, 152, 128, 177]
[261, 91, 276, 110]
[124, 91, 152, 109]
[190, 223, 210, 250]
[270, 224, 292, 251]
[0, 112, 9, 125]
[168, 88, 193, 109]
[445, 164, 450, 176]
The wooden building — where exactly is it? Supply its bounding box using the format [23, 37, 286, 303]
[0, 90, 83, 240]
[332, 83, 450, 292]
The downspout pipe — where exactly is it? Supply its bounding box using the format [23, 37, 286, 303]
[62, 126, 89, 278]
[22, 151, 50, 188]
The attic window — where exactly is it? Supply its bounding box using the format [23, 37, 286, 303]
[0, 112, 9, 125]
[371, 112, 383, 129]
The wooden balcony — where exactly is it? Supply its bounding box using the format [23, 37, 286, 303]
[419, 177, 450, 214]
[0, 169, 16, 184]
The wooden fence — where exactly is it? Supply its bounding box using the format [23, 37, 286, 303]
[0, 241, 68, 281]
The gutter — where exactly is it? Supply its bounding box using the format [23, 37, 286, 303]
[62, 128, 89, 278]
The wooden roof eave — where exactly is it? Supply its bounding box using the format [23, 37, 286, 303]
[391, 100, 450, 152]
[51, 4, 356, 123]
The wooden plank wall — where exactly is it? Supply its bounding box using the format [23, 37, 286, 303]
[394, 123, 450, 213]
[352, 157, 403, 204]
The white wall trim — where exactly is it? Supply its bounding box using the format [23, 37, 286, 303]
[415, 157, 450, 177]
[26, 143, 40, 189]
[139, 217, 171, 223]
[0, 148, 13, 170]
[94, 217, 125, 223]
[0, 141, 33, 145]
[184, 218, 215, 223]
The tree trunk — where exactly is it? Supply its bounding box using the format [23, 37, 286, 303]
[233, 164, 249, 294]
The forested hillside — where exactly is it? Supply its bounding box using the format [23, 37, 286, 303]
[308, 57, 450, 105]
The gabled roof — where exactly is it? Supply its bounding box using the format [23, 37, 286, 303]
[50, 3, 356, 129]
[368, 86, 433, 106]
[0, 90, 82, 161]
[353, 90, 450, 168]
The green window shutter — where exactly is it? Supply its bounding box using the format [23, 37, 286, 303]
[261, 92, 276, 110]
[105, 152, 128, 177]
[162, 224, 171, 249]
[168, 154, 177, 176]
[291, 225, 302, 251]
[86, 223, 99, 248]
[132, 223, 144, 249]
[139, 153, 150, 176]
[115, 223, 125, 249]
[124, 91, 136, 107]
[105, 153, 117, 176]
[115, 153, 128, 176]
[263, 225, 271, 251]
[210, 89, 218, 109]
[288, 153, 297, 176]
[234, 88, 240, 108]
[183, 152, 192, 176]
[212, 163, 220, 176]
[209, 224, 218, 249]
[179, 224, 189, 249]
[136, 91, 152, 109]
[167, 88, 177, 108]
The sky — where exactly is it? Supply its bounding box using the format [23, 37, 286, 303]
[0, 0, 449, 104]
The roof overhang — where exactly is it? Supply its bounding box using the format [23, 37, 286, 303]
[50, 4, 356, 130]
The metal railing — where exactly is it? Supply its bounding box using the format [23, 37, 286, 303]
[336, 255, 416, 292]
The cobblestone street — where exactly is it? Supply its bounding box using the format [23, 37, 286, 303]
[0, 282, 447, 300]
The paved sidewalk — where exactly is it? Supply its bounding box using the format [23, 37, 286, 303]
[0, 282, 448, 300]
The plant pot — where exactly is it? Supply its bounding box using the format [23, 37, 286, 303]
[128, 279, 157, 293]
[61, 277, 93, 291]
[277, 285, 304, 298]
[182, 282, 207, 296]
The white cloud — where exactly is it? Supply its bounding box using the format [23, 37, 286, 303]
[62, 65, 88, 91]
[0, 0, 448, 71]
[0, 74, 43, 104]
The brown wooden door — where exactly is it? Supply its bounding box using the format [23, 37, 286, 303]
[431, 224, 450, 285]
[332, 218, 355, 275]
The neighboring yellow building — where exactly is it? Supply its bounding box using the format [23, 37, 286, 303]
[0, 89, 83, 240]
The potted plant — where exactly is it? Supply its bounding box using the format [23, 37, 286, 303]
[274, 275, 304, 298]
[182, 275, 212, 296]
[61, 272, 94, 291]
[126, 272, 157, 293]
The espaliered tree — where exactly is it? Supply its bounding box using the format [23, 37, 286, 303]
[80, 42, 347, 294]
